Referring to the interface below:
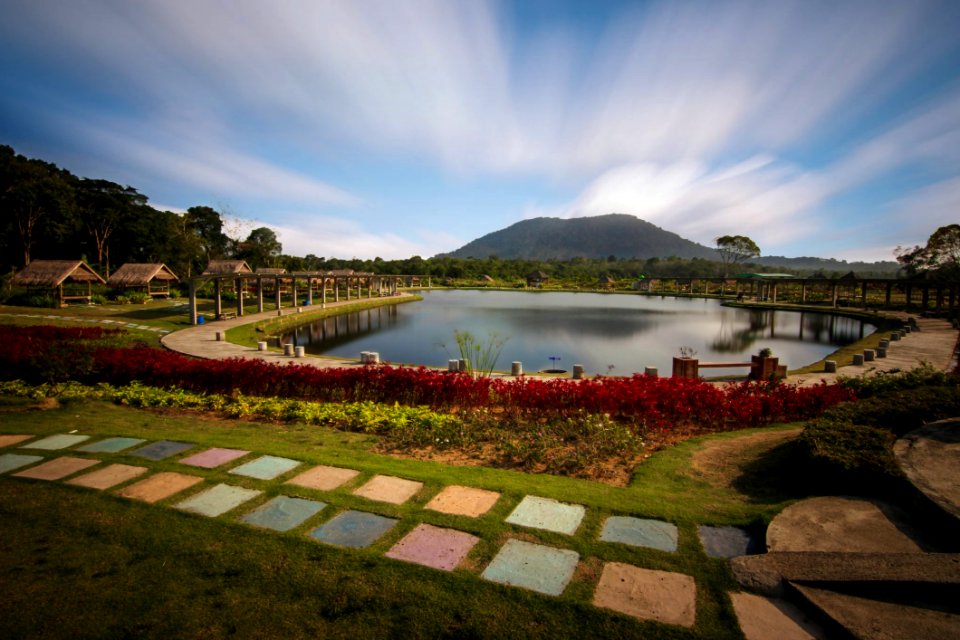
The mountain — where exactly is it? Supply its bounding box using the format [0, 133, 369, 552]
[441, 214, 718, 261]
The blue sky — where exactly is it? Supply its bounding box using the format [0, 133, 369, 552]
[2, 0, 959, 262]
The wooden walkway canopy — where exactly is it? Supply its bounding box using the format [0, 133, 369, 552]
[11, 259, 105, 306]
[107, 263, 179, 296]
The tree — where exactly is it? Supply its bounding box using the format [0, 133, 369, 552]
[76, 179, 147, 271]
[715, 235, 761, 277]
[238, 227, 282, 270]
[896, 224, 960, 280]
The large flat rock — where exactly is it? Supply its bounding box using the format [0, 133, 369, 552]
[894, 418, 960, 521]
[729, 592, 822, 640]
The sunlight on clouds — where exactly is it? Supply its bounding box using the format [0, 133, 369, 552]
[269, 217, 448, 261]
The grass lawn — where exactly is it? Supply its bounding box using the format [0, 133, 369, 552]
[0, 398, 809, 639]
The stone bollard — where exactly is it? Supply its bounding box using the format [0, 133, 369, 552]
[360, 351, 370, 364]
[294, 346, 305, 358]
[903, 325, 911, 334]
[368, 352, 380, 364]
[852, 354, 864, 366]
[644, 366, 658, 377]
[283, 343, 294, 356]
[890, 332, 900, 341]
[448, 359, 460, 372]
[215, 331, 225, 341]
[257, 341, 267, 351]
[863, 349, 875, 362]
[511, 361, 523, 376]
[877, 346, 887, 358]
[824, 360, 837, 373]
[277, 309, 283, 316]
[297, 307, 303, 313]
[459, 359, 469, 372]
[878, 339, 889, 349]
[572, 364, 584, 380]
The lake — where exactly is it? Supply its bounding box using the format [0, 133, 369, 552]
[283, 289, 874, 375]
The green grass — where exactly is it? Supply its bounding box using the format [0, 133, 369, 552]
[0, 398, 804, 638]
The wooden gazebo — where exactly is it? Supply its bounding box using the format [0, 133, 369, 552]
[526, 270, 549, 288]
[11, 260, 105, 306]
[107, 263, 179, 297]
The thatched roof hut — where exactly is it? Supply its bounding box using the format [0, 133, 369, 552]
[256, 267, 287, 275]
[11, 260, 105, 306]
[202, 260, 252, 276]
[107, 263, 179, 296]
[526, 270, 549, 287]
[599, 275, 616, 287]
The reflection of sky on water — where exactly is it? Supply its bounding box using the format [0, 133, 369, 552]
[285, 290, 875, 374]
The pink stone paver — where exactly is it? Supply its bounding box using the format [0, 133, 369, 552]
[352, 475, 424, 505]
[115, 472, 203, 503]
[425, 485, 501, 517]
[0, 435, 33, 448]
[178, 447, 249, 469]
[385, 524, 479, 571]
[286, 465, 360, 492]
[67, 464, 148, 490]
[593, 562, 697, 628]
[12, 456, 99, 481]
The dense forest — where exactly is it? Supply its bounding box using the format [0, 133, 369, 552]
[1, 145, 907, 289]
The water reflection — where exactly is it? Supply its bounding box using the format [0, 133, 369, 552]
[281, 290, 875, 374]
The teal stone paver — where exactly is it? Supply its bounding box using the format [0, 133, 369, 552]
[174, 483, 262, 517]
[600, 516, 678, 552]
[78, 437, 147, 453]
[131, 440, 194, 461]
[179, 447, 249, 469]
[0, 454, 44, 474]
[228, 455, 300, 480]
[697, 525, 763, 558]
[20, 434, 90, 450]
[240, 496, 326, 532]
[385, 524, 479, 571]
[308, 510, 398, 548]
[481, 539, 579, 597]
[505, 495, 586, 535]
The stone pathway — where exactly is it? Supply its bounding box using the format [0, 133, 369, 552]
[0, 431, 738, 632]
[0, 312, 171, 334]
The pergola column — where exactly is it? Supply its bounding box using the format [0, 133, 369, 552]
[831, 283, 838, 308]
[275, 276, 282, 311]
[189, 279, 198, 325]
[307, 277, 313, 305]
[257, 277, 264, 313]
[860, 282, 868, 308]
[214, 279, 222, 318]
[885, 282, 892, 307]
[236, 278, 243, 317]
[321, 279, 327, 307]
[292, 277, 299, 308]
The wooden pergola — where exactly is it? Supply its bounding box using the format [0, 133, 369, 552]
[11, 259, 106, 306]
[106, 263, 179, 297]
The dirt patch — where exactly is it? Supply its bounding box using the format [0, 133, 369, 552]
[689, 428, 802, 489]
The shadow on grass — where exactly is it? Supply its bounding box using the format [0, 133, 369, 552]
[730, 440, 818, 504]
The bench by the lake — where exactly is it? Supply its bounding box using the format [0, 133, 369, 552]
[672, 357, 786, 381]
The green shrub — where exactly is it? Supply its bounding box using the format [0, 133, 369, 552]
[823, 385, 960, 436]
[798, 418, 901, 484]
[839, 364, 954, 398]
[128, 292, 150, 304]
[90, 294, 107, 305]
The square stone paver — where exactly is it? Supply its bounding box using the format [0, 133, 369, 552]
[352, 475, 423, 505]
[20, 434, 91, 450]
[240, 496, 327, 532]
[286, 465, 360, 492]
[0, 435, 33, 448]
[116, 472, 203, 503]
[77, 437, 147, 453]
[505, 496, 585, 535]
[308, 510, 398, 548]
[179, 447, 250, 469]
[174, 483, 262, 517]
[697, 525, 763, 558]
[67, 464, 148, 490]
[481, 539, 579, 596]
[425, 485, 500, 517]
[385, 523, 480, 571]
[0, 453, 44, 474]
[228, 455, 300, 480]
[593, 562, 696, 628]
[600, 516, 678, 552]
[729, 592, 822, 640]
[130, 440, 194, 461]
[12, 456, 99, 481]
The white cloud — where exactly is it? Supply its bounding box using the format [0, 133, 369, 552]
[269, 217, 451, 261]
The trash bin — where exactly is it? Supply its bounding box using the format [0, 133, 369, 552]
[197, 316, 205, 325]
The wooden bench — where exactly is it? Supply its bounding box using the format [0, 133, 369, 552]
[218, 311, 237, 321]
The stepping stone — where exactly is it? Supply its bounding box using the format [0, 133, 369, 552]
[729, 592, 821, 640]
[20, 434, 91, 450]
[385, 523, 479, 571]
[285, 465, 360, 491]
[67, 464, 148, 490]
[0, 435, 33, 448]
[599, 516, 678, 552]
[77, 437, 146, 453]
[481, 539, 579, 596]
[179, 447, 249, 469]
[12, 456, 99, 481]
[240, 496, 326, 532]
[504, 496, 585, 535]
[228, 455, 300, 480]
[130, 440, 194, 461]
[698, 525, 763, 558]
[352, 475, 423, 505]
[308, 510, 398, 548]
[425, 485, 500, 517]
[593, 562, 696, 628]
[174, 483, 262, 517]
[0, 454, 44, 474]
[116, 472, 203, 503]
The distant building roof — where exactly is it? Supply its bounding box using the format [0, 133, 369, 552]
[202, 260, 252, 275]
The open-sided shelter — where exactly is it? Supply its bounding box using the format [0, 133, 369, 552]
[107, 263, 179, 297]
[202, 260, 253, 276]
[11, 259, 105, 306]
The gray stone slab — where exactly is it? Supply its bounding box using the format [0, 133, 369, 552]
[174, 483, 262, 517]
[600, 516, 678, 552]
[698, 525, 763, 558]
[20, 434, 91, 450]
[0, 454, 44, 474]
[228, 455, 300, 480]
[308, 510, 397, 548]
[504, 495, 585, 535]
[240, 496, 326, 532]
[481, 539, 579, 596]
[131, 440, 194, 461]
[77, 437, 147, 453]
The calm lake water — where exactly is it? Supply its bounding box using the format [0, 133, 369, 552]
[283, 290, 875, 375]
